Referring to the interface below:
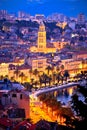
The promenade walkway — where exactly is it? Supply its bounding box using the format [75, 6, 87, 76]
[33, 82, 79, 97]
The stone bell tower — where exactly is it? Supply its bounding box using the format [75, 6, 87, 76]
[38, 22, 46, 50]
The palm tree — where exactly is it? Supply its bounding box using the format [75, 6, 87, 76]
[52, 72, 56, 84]
[42, 73, 48, 87]
[46, 66, 52, 75]
[14, 68, 20, 81]
[23, 82, 31, 91]
[19, 72, 25, 83]
[39, 76, 43, 88]
[64, 70, 70, 82]
[48, 75, 52, 87]
[56, 73, 60, 85]
[56, 66, 60, 73]
[29, 69, 33, 81]
[33, 69, 39, 81]
[30, 78, 34, 88]
[51, 65, 55, 74]
[60, 74, 64, 85]
[60, 64, 64, 72]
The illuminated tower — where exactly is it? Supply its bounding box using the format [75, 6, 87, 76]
[30, 22, 56, 53]
[38, 22, 46, 50]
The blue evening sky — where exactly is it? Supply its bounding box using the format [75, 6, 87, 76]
[0, 0, 87, 17]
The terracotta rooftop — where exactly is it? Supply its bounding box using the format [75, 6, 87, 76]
[0, 118, 13, 127]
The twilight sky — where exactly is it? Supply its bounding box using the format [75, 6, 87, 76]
[0, 0, 87, 17]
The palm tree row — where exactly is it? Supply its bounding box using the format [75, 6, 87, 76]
[38, 66, 70, 88]
[9, 65, 69, 89]
[1, 64, 70, 90]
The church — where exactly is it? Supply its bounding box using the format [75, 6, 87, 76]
[30, 22, 56, 53]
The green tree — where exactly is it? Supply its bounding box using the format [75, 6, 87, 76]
[68, 84, 87, 129]
[71, 85, 87, 119]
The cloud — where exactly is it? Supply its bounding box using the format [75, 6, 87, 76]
[27, 0, 44, 3]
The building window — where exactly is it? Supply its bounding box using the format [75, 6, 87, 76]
[39, 45, 43, 48]
[20, 94, 22, 99]
[39, 39, 43, 43]
[39, 33, 43, 37]
[12, 94, 17, 98]
[3, 94, 8, 97]
[38, 62, 43, 64]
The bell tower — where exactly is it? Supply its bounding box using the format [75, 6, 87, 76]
[30, 22, 56, 53]
[38, 22, 46, 50]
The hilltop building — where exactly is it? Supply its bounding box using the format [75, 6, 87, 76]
[77, 13, 85, 25]
[35, 14, 45, 20]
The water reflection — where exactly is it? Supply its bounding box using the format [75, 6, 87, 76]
[57, 86, 76, 105]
